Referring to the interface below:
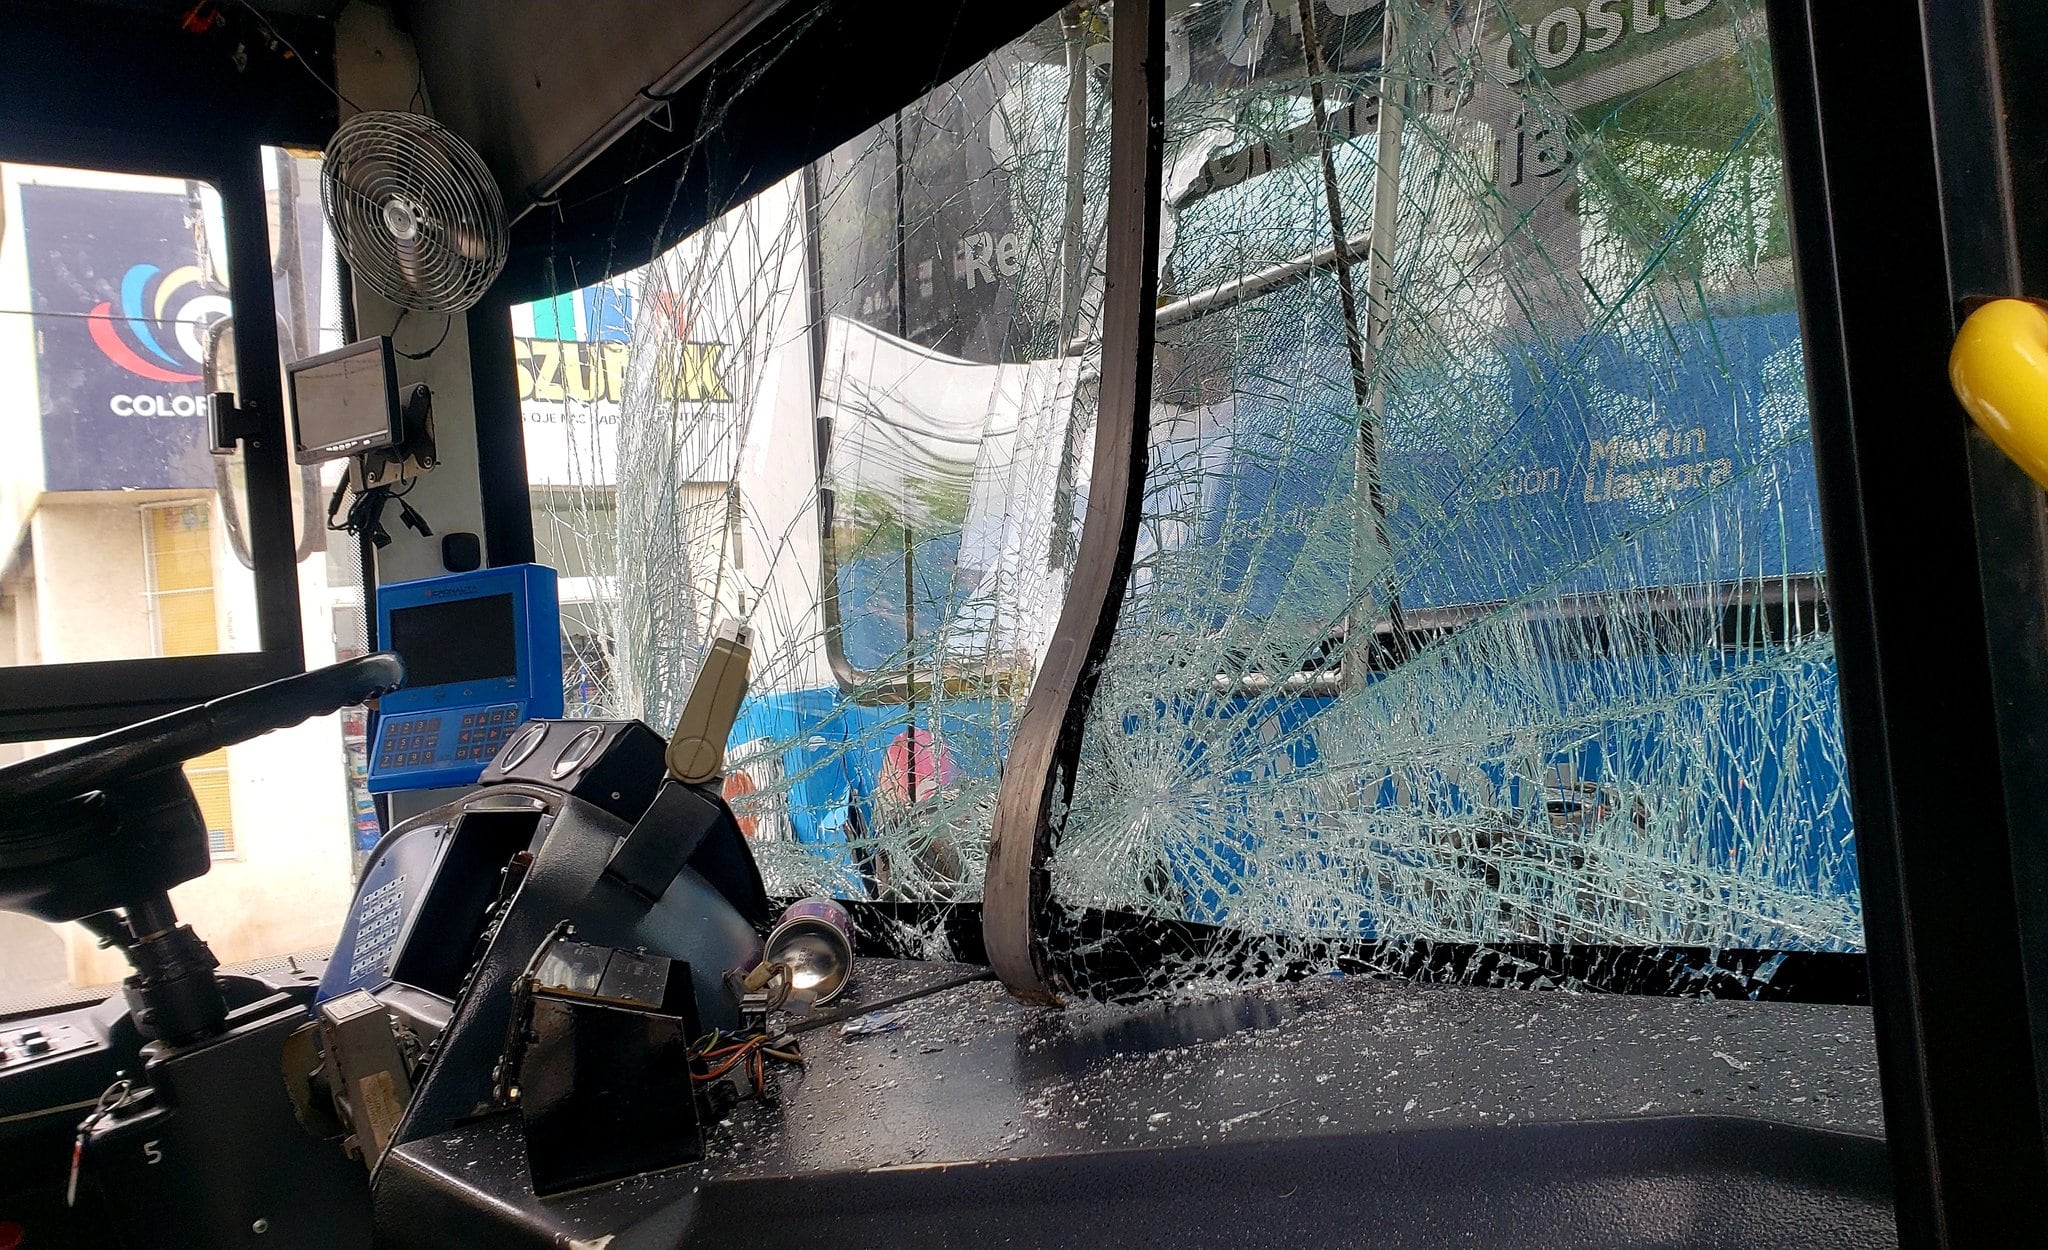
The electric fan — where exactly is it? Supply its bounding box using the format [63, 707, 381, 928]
[321, 110, 509, 314]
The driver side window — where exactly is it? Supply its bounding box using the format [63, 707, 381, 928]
[0, 153, 372, 1014]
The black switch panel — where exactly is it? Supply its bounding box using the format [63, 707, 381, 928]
[477, 719, 670, 823]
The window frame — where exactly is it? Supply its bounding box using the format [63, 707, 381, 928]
[0, 135, 308, 741]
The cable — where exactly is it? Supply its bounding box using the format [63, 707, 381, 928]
[396, 497, 433, 537]
[388, 307, 453, 360]
[689, 1027, 805, 1097]
[232, 0, 365, 113]
[324, 472, 352, 530]
[328, 475, 417, 549]
[396, 314, 454, 360]
[786, 967, 993, 1035]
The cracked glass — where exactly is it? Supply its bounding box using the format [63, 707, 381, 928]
[1042, 0, 1854, 996]
[518, 7, 1114, 933]
[518, 0, 1855, 996]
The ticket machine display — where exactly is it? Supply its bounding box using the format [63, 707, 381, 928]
[368, 564, 564, 793]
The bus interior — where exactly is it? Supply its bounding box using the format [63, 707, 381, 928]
[1, 0, 2045, 1246]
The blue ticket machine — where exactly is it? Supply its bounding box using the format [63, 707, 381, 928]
[367, 564, 565, 793]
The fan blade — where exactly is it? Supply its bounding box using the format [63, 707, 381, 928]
[447, 223, 491, 264]
[336, 156, 406, 202]
[393, 232, 426, 294]
[416, 214, 492, 264]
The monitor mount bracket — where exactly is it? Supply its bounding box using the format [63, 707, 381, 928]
[354, 382, 439, 491]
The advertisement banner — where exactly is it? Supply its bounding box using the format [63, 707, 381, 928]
[515, 272, 738, 488]
[22, 183, 231, 492]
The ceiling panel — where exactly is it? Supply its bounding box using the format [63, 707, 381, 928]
[398, 0, 784, 218]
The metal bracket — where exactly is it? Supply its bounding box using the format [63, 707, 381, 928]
[207, 392, 260, 455]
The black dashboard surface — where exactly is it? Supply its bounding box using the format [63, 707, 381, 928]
[379, 958, 1892, 1248]
[689, 961, 1891, 1247]
[708, 959, 1883, 1171]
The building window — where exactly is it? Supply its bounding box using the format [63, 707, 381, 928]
[141, 500, 236, 858]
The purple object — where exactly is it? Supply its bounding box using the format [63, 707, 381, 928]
[763, 897, 857, 1005]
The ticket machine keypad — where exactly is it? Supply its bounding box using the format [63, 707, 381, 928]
[374, 703, 524, 772]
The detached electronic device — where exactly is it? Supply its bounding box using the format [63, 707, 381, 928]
[368, 564, 564, 793]
[666, 619, 754, 784]
[501, 933, 705, 1196]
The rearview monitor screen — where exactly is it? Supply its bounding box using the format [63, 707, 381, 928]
[290, 337, 398, 464]
[387, 593, 517, 689]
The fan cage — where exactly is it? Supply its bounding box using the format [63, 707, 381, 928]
[321, 110, 510, 315]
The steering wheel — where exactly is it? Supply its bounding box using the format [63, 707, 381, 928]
[1, 654, 406, 816]
[0, 654, 405, 921]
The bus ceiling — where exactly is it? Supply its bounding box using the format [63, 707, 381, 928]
[1, 0, 1068, 298]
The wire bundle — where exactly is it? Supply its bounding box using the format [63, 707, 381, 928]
[326, 475, 429, 549]
[691, 1029, 803, 1097]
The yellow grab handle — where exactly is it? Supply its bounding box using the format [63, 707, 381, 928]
[1951, 298, 2048, 489]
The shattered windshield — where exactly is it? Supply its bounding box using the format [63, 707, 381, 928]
[1044, 0, 1851, 997]
[519, 7, 1113, 928]
[519, 0, 1857, 996]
